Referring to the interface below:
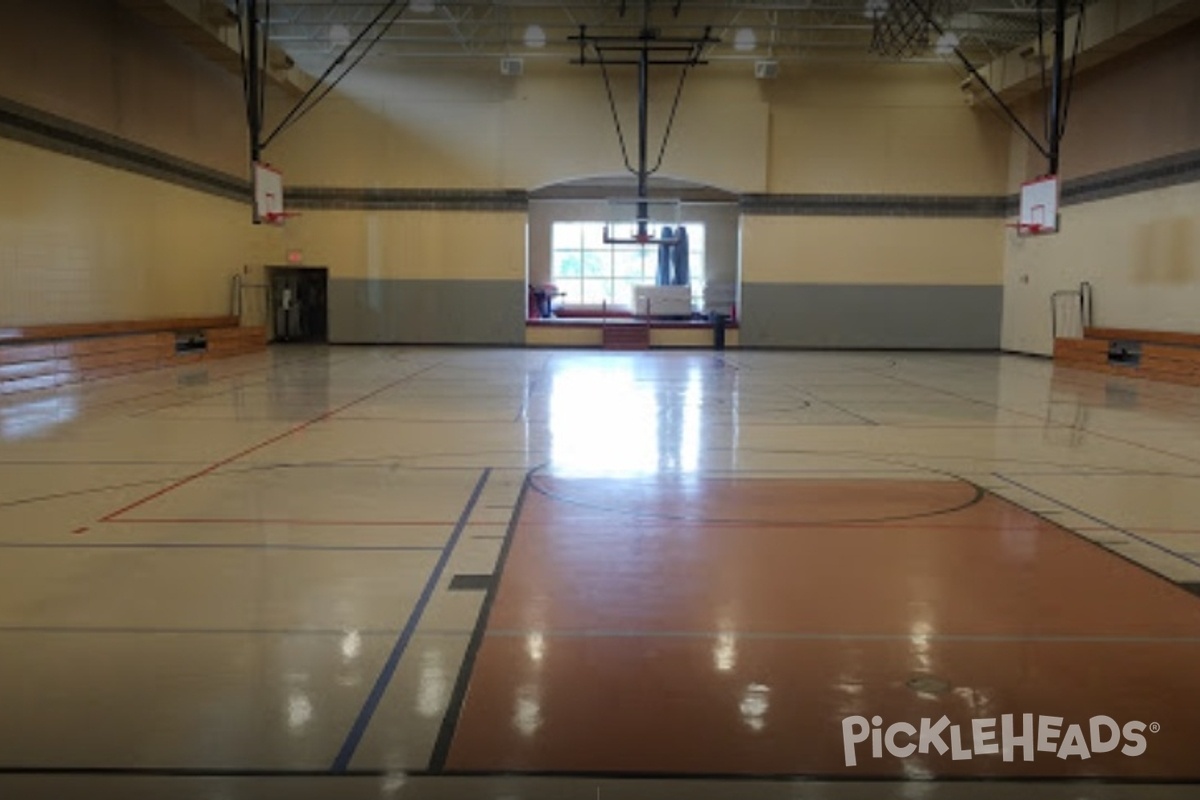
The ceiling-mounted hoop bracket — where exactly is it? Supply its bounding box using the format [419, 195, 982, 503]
[570, 2, 718, 242]
[602, 226, 683, 246]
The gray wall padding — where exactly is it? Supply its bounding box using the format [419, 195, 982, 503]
[329, 279, 526, 345]
[740, 283, 1002, 349]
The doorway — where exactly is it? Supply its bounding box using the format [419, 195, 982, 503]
[267, 266, 328, 343]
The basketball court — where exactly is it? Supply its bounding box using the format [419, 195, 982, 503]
[2, 347, 1200, 799]
[3, 0, 1200, 798]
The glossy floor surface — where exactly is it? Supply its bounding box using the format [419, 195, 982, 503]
[2, 347, 1200, 800]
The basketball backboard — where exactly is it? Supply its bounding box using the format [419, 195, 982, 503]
[604, 198, 683, 245]
[253, 162, 285, 225]
[1017, 175, 1059, 235]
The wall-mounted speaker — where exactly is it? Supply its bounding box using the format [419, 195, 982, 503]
[501, 57, 524, 77]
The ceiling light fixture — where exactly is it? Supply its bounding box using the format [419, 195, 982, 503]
[523, 24, 547, 49]
[733, 27, 756, 52]
[934, 30, 960, 56]
[327, 23, 351, 49]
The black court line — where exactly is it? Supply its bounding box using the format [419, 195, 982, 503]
[427, 468, 535, 773]
[990, 475, 1200, 603]
[803, 396, 880, 426]
[328, 467, 491, 773]
[123, 349, 352, 418]
[0, 765, 1196, 785]
[0, 625, 451, 637]
[525, 467, 986, 527]
[0, 477, 189, 510]
[994, 474, 1200, 569]
[448, 574, 494, 591]
[884, 366, 1200, 471]
[100, 362, 451, 523]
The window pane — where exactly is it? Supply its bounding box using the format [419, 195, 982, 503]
[581, 222, 608, 249]
[581, 279, 615, 305]
[552, 250, 582, 279]
[548, 219, 706, 309]
[554, 278, 579, 304]
[552, 222, 584, 250]
[613, 247, 647, 279]
[613, 279, 640, 308]
[581, 250, 609, 278]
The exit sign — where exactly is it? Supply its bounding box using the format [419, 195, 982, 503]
[286, 249, 303, 264]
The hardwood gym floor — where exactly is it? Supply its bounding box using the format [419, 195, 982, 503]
[1, 346, 1199, 799]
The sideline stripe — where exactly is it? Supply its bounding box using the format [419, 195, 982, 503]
[329, 468, 491, 772]
[427, 469, 534, 772]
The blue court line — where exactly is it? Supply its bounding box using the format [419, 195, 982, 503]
[330, 467, 491, 773]
[994, 473, 1200, 568]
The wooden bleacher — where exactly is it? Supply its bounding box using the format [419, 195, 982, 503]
[0, 316, 266, 395]
[1053, 326, 1200, 387]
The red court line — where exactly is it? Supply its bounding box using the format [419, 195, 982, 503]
[99, 363, 445, 523]
[100, 517, 508, 526]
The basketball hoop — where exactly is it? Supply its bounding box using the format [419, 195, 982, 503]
[261, 210, 301, 226]
[603, 225, 681, 246]
[1007, 221, 1046, 237]
[603, 198, 684, 246]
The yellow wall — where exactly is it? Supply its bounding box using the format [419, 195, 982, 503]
[765, 64, 1010, 196]
[0, 0, 248, 177]
[0, 0, 268, 327]
[1003, 181, 1200, 354]
[1002, 20, 1200, 354]
[2, 2, 1034, 336]
[267, 59, 1009, 298]
[742, 216, 1004, 286]
[266, 62, 771, 193]
[524, 325, 740, 348]
[1009, 20, 1200, 186]
[277, 210, 525, 281]
[0, 137, 277, 326]
[270, 61, 1004, 198]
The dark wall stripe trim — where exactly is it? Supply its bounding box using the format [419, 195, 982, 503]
[3, 93, 1198, 217]
[741, 145, 1200, 218]
[1060, 148, 1200, 208]
[287, 187, 529, 212]
[0, 96, 248, 201]
[740, 193, 1008, 218]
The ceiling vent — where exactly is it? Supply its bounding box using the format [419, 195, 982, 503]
[754, 60, 779, 79]
[501, 57, 524, 77]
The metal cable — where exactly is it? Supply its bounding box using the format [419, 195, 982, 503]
[596, 46, 635, 175]
[649, 59, 694, 174]
[1059, 0, 1086, 138]
[261, 0, 403, 149]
